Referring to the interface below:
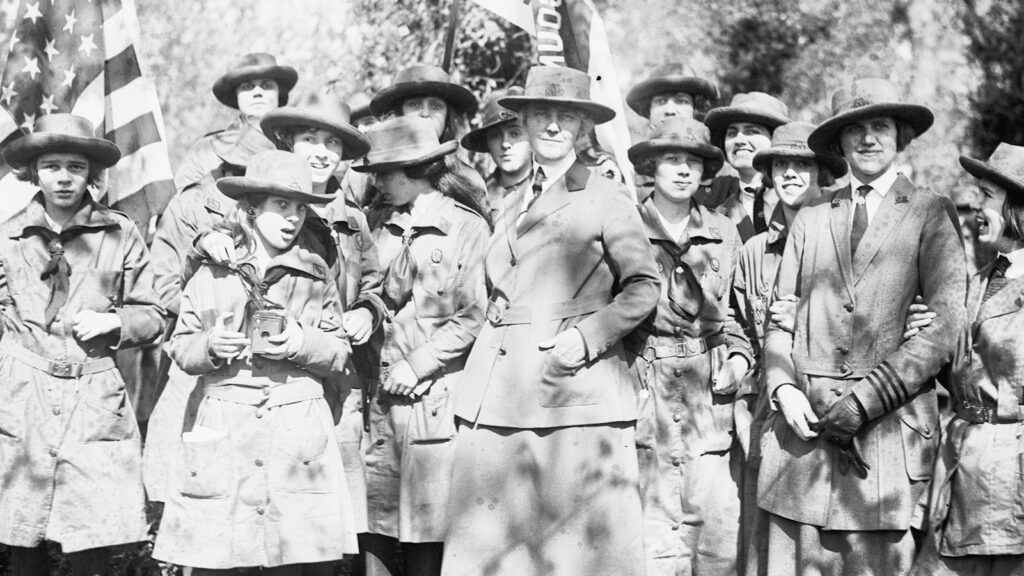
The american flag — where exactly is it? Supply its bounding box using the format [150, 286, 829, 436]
[0, 0, 174, 233]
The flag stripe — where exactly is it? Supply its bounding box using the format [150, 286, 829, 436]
[106, 111, 162, 155]
[106, 76, 160, 130]
[101, 2, 136, 59]
[105, 46, 142, 94]
[107, 140, 174, 194]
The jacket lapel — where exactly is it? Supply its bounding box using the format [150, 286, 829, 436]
[828, 187, 856, 300]
[516, 160, 585, 237]
[852, 175, 913, 284]
[501, 184, 526, 263]
[974, 270, 1024, 326]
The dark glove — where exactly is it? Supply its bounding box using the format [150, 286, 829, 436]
[837, 436, 871, 479]
[814, 393, 867, 445]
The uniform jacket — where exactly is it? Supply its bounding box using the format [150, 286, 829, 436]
[699, 175, 770, 243]
[759, 175, 966, 531]
[454, 160, 661, 429]
[173, 119, 243, 191]
[0, 193, 163, 552]
[927, 261, 1024, 556]
[155, 236, 356, 568]
[484, 169, 531, 224]
[322, 180, 385, 319]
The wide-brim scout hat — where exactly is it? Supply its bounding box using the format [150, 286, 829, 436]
[212, 52, 298, 109]
[212, 124, 275, 168]
[752, 121, 847, 178]
[628, 117, 724, 176]
[351, 116, 458, 173]
[461, 86, 524, 153]
[217, 150, 331, 204]
[261, 91, 371, 160]
[703, 92, 790, 149]
[626, 62, 720, 118]
[808, 77, 934, 156]
[347, 92, 375, 125]
[499, 65, 615, 125]
[960, 142, 1024, 199]
[4, 113, 121, 169]
[370, 64, 478, 118]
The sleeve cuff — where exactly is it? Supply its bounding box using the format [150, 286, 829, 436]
[851, 361, 907, 421]
[404, 346, 440, 380]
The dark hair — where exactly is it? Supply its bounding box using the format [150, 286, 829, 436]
[268, 126, 299, 152]
[15, 157, 104, 189]
[1003, 190, 1024, 241]
[633, 150, 716, 179]
[642, 93, 713, 121]
[760, 157, 837, 189]
[404, 156, 492, 229]
[827, 117, 917, 157]
[388, 97, 470, 144]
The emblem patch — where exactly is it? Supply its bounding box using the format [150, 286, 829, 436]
[711, 258, 720, 272]
[851, 96, 871, 108]
[545, 83, 565, 97]
[430, 249, 443, 264]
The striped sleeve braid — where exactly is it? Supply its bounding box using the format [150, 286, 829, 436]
[851, 361, 910, 420]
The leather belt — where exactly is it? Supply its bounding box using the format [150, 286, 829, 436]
[486, 293, 611, 326]
[638, 333, 726, 361]
[1, 340, 115, 379]
[955, 400, 1023, 424]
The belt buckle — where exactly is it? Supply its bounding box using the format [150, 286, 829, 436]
[49, 360, 76, 378]
[642, 346, 656, 363]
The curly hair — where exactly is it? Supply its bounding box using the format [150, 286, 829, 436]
[15, 158, 105, 190]
[215, 194, 269, 261]
[404, 157, 491, 228]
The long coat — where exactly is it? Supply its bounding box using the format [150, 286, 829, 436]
[363, 194, 488, 542]
[152, 237, 357, 569]
[924, 261, 1024, 557]
[760, 175, 966, 532]
[453, 160, 661, 428]
[0, 194, 164, 552]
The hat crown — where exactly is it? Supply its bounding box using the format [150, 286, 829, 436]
[289, 91, 353, 125]
[830, 78, 906, 116]
[984, 143, 1024, 184]
[522, 66, 594, 104]
[362, 116, 445, 165]
[347, 92, 374, 120]
[31, 113, 98, 139]
[648, 117, 713, 148]
[230, 52, 282, 71]
[726, 92, 790, 119]
[393, 64, 455, 87]
[480, 86, 523, 126]
[242, 150, 312, 194]
[648, 62, 700, 80]
[768, 121, 816, 151]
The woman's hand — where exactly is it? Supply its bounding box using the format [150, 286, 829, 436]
[209, 312, 248, 360]
[72, 310, 122, 340]
[903, 295, 935, 340]
[769, 294, 799, 333]
[538, 329, 587, 372]
[260, 317, 305, 360]
[343, 308, 375, 346]
[713, 354, 749, 395]
[382, 360, 418, 396]
[198, 231, 236, 265]
[773, 383, 820, 441]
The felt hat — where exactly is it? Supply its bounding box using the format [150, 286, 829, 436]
[808, 78, 934, 156]
[261, 91, 371, 160]
[370, 65, 478, 118]
[461, 86, 524, 153]
[703, 92, 790, 149]
[752, 121, 848, 178]
[211, 124, 275, 168]
[347, 92, 375, 124]
[628, 117, 724, 176]
[960, 142, 1024, 199]
[499, 65, 615, 125]
[626, 62, 720, 118]
[351, 116, 458, 173]
[4, 113, 120, 169]
[217, 149, 331, 204]
[212, 52, 298, 109]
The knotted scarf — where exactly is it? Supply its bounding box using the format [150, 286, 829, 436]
[38, 231, 74, 328]
[383, 227, 419, 310]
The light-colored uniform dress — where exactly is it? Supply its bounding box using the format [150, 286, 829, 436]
[0, 194, 164, 552]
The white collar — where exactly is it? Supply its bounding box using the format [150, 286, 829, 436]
[533, 153, 577, 188]
[1000, 246, 1024, 267]
[849, 164, 899, 197]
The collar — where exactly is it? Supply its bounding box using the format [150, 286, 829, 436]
[8, 191, 119, 239]
[230, 241, 329, 282]
[639, 193, 724, 245]
[849, 163, 899, 196]
[738, 172, 764, 195]
[384, 193, 457, 236]
[999, 246, 1024, 277]
[499, 168, 532, 191]
[320, 178, 361, 232]
[533, 153, 578, 191]
[765, 203, 789, 247]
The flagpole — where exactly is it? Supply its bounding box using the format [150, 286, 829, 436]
[441, 0, 463, 73]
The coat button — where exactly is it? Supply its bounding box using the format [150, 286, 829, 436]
[52, 407, 61, 416]
[837, 346, 849, 355]
[833, 389, 842, 397]
[255, 407, 266, 419]
[262, 387, 271, 397]
[375, 438, 385, 446]
[673, 326, 682, 336]
[255, 459, 264, 467]
[498, 348, 507, 356]
[671, 524, 680, 531]
[48, 448, 58, 457]
[844, 303, 854, 312]
[924, 425, 931, 435]
[256, 507, 265, 515]
[672, 413, 681, 422]
[673, 368, 683, 377]
[671, 458, 681, 467]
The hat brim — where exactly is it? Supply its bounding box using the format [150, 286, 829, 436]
[261, 110, 372, 160]
[627, 138, 724, 177]
[370, 82, 478, 117]
[461, 117, 517, 153]
[960, 155, 1024, 199]
[626, 76, 720, 117]
[704, 106, 791, 148]
[752, 148, 848, 179]
[212, 65, 299, 109]
[4, 133, 121, 169]
[350, 140, 459, 173]
[216, 176, 333, 204]
[807, 104, 934, 156]
[498, 96, 616, 125]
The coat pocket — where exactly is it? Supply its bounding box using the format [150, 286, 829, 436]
[0, 399, 24, 441]
[408, 390, 455, 444]
[899, 415, 938, 481]
[78, 270, 121, 311]
[81, 377, 137, 443]
[179, 427, 232, 499]
[539, 352, 600, 408]
[270, 429, 332, 494]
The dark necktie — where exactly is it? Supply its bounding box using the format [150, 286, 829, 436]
[524, 168, 546, 215]
[750, 186, 768, 235]
[850, 185, 871, 256]
[983, 256, 1012, 301]
[383, 227, 419, 310]
[39, 232, 73, 328]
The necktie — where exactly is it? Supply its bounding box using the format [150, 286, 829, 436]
[750, 186, 768, 235]
[39, 232, 72, 328]
[383, 227, 419, 310]
[524, 168, 546, 215]
[850, 185, 871, 256]
[983, 256, 1012, 301]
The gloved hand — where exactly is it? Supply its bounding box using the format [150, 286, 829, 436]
[814, 393, 867, 445]
[837, 437, 871, 479]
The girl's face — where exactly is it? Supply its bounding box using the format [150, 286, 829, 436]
[771, 157, 821, 209]
[374, 169, 421, 208]
[35, 152, 91, 213]
[976, 177, 1009, 247]
[724, 122, 771, 172]
[236, 78, 280, 118]
[402, 96, 449, 139]
[486, 123, 531, 175]
[652, 149, 705, 204]
[292, 127, 344, 185]
[254, 195, 307, 253]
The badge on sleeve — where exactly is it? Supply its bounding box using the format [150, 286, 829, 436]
[430, 249, 443, 264]
[711, 258, 720, 272]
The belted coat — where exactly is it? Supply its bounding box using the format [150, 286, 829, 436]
[0, 193, 163, 552]
[760, 175, 966, 531]
[453, 160, 661, 429]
